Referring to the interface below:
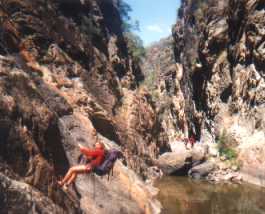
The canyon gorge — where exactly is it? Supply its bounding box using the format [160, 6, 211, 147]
[0, 0, 264, 213]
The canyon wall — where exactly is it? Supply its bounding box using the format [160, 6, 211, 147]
[144, 0, 265, 185]
[0, 0, 162, 212]
[172, 0, 265, 184]
[142, 37, 188, 142]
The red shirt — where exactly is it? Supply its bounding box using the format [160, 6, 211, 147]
[189, 137, 195, 145]
[80, 147, 105, 168]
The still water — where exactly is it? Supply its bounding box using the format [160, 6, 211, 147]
[155, 176, 265, 214]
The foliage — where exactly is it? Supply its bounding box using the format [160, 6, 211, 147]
[124, 32, 145, 62]
[117, 0, 140, 32]
[122, 20, 140, 33]
[117, 0, 132, 21]
[221, 148, 237, 160]
[117, 0, 145, 63]
[80, 15, 102, 38]
[217, 130, 237, 160]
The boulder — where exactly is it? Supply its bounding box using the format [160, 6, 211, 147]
[238, 136, 265, 187]
[157, 149, 192, 175]
[188, 161, 215, 179]
[169, 140, 186, 153]
[0, 173, 77, 214]
[158, 141, 209, 175]
[191, 143, 209, 164]
[59, 114, 162, 214]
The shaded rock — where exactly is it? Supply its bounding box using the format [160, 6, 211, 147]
[146, 166, 163, 181]
[157, 150, 192, 175]
[0, 172, 79, 214]
[188, 162, 215, 179]
[142, 37, 188, 143]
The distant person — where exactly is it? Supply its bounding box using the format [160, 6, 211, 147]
[58, 141, 105, 187]
[184, 136, 195, 149]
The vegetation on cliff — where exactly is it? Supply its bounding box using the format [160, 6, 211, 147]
[118, 0, 146, 64]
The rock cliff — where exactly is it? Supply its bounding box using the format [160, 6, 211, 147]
[0, 0, 162, 213]
[142, 37, 188, 142]
[171, 0, 265, 185]
[1, 0, 265, 212]
[143, 0, 265, 185]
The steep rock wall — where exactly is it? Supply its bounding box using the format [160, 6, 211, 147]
[172, 0, 265, 184]
[142, 37, 188, 142]
[0, 0, 162, 212]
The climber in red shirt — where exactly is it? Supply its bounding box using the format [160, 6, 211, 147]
[58, 141, 105, 187]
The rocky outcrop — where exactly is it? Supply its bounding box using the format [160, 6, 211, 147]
[157, 150, 191, 175]
[188, 161, 215, 179]
[0, 0, 163, 212]
[58, 113, 161, 214]
[157, 142, 208, 175]
[142, 37, 188, 143]
[171, 0, 265, 185]
[0, 171, 72, 214]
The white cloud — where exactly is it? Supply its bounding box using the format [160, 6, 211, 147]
[146, 24, 163, 33]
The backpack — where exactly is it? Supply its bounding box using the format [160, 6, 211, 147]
[93, 149, 123, 179]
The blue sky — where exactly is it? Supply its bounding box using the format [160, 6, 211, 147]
[124, 0, 180, 46]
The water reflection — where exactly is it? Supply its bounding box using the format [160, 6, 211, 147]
[156, 176, 265, 214]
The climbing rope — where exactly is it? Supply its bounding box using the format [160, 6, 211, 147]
[91, 173, 96, 200]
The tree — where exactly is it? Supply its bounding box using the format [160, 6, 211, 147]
[117, 0, 145, 62]
[117, 0, 132, 21]
[124, 32, 145, 63]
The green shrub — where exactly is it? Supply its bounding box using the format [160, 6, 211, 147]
[217, 130, 237, 160]
[117, 0, 145, 65]
[220, 147, 237, 160]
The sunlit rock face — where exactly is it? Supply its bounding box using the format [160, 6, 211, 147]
[0, 0, 163, 212]
[171, 0, 265, 185]
[142, 37, 188, 143]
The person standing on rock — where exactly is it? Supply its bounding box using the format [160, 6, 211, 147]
[184, 136, 195, 149]
[58, 141, 105, 187]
